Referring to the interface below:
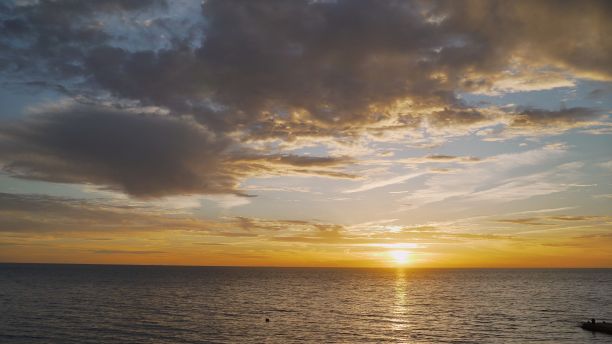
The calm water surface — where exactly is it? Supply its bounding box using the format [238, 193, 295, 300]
[1, 264, 611, 343]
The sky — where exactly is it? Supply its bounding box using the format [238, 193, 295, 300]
[0, 0, 611, 267]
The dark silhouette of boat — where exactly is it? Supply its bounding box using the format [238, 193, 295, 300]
[581, 320, 612, 334]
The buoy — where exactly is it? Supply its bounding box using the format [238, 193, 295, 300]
[265, 318, 270, 322]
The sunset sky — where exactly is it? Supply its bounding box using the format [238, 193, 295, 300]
[0, 0, 610, 267]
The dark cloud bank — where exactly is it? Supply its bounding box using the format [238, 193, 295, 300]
[0, 104, 353, 197]
[0, 0, 610, 197]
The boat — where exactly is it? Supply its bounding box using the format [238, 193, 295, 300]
[581, 321, 612, 334]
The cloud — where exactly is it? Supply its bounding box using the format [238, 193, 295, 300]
[92, 250, 166, 254]
[467, 172, 572, 202]
[397, 144, 575, 208]
[0, 192, 347, 243]
[399, 154, 485, 164]
[0, 103, 233, 197]
[272, 223, 345, 244]
[2, 0, 609, 132]
[427, 108, 491, 130]
[496, 218, 550, 226]
[549, 215, 602, 222]
[475, 107, 608, 141]
[508, 107, 601, 129]
[0, 0, 610, 197]
[0, 103, 354, 197]
[343, 171, 424, 194]
[494, 215, 607, 228]
[0, 193, 363, 244]
[587, 87, 612, 100]
[599, 160, 612, 171]
[268, 221, 514, 245]
[578, 124, 612, 135]
[435, 0, 612, 80]
[0, 192, 307, 236]
[0, 192, 213, 233]
[228, 154, 356, 180]
[506, 206, 577, 215]
[4, 191, 609, 266]
[469, 67, 575, 95]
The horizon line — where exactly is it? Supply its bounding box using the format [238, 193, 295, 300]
[1, 262, 611, 269]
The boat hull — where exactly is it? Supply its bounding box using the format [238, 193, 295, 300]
[581, 322, 612, 335]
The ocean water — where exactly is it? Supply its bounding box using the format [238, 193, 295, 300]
[0, 265, 611, 343]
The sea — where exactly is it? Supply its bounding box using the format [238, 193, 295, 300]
[0, 264, 611, 343]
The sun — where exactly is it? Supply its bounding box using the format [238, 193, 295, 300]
[389, 250, 411, 266]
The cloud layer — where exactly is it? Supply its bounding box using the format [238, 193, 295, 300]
[0, 103, 354, 197]
[0, 0, 610, 197]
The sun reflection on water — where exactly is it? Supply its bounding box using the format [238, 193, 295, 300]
[392, 268, 409, 341]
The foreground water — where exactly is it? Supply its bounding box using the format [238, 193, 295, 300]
[1, 264, 611, 343]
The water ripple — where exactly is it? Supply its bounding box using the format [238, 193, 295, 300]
[0, 265, 611, 343]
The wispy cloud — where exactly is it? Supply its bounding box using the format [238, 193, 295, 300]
[343, 172, 425, 193]
[92, 250, 166, 255]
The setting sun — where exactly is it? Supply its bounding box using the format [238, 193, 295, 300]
[389, 250, 411, 266]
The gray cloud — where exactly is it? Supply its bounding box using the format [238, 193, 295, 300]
[0, 104, 234, 197]
[1, 0, 610, 197]
[508, 107, 600, 129]
[3, 0, 608, 129]
[0, 104, 354, 197]
[435, 0, 612, 79]
[0, 0, 168, 79]
[587, 88, 611, 100]
[428, 108, 490, 129]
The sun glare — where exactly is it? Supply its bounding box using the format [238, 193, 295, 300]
[389, 250, 411, 266]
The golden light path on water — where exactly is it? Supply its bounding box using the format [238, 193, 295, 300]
[392, 268, 410, 341]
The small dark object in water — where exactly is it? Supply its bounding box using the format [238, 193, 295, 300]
[581, 320, 612, 335]
[265, 318, 270, 322]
